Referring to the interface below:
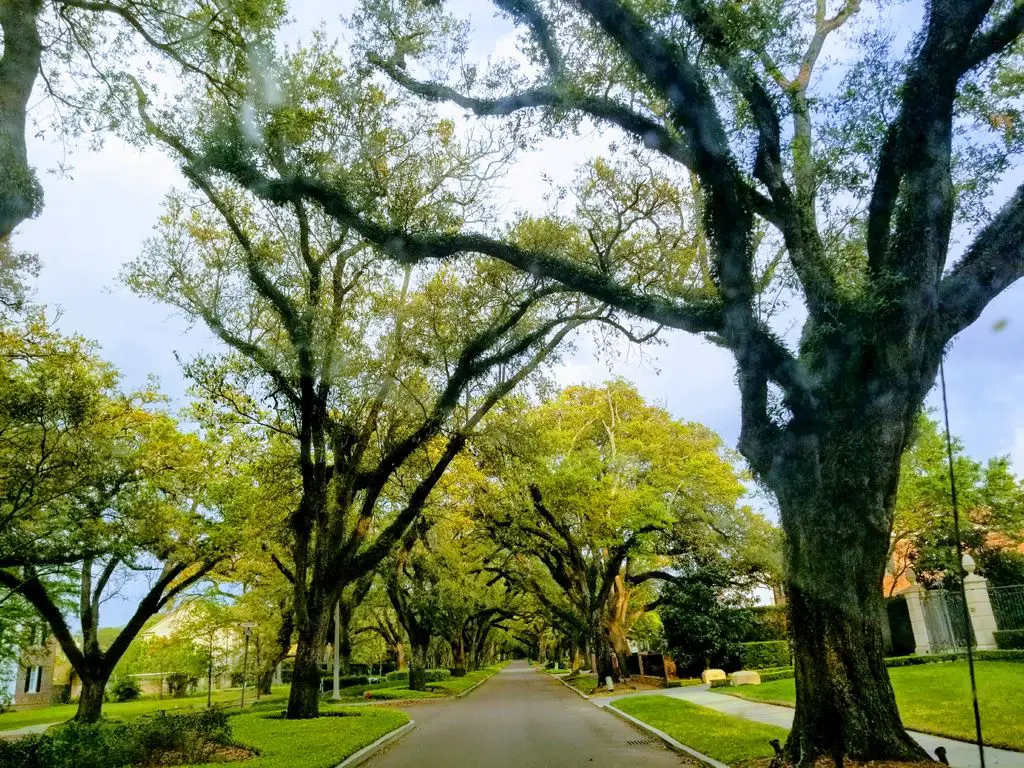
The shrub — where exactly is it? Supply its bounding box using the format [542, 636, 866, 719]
[994, 629, 1024, 650]
[0, 710, 232, 768]
[385, 670, 409, 682]
[758, 668, 795, 682]
[110, 678, 142, 702]
[424, 668, 451, 683]
[709, 677, 731, 689]
[740, 641, 790, 670]
[166, 672, 197, 698]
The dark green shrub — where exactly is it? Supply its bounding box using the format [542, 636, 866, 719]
[385, 670, 409, 682]
[740, 641, 790, 669]
[132, 708, 231, 764]
[709, 677, 731, 689]
[165, 672, 198, 698]
[424, 668, 451, 683]
[741, 606, 789, 642]
[0, 709, 233, 768]
[994, 629, 1024, 650]
[976, 649, 1024, 662]
[110, 678, 142, 702]
[758, 668, 795, 682]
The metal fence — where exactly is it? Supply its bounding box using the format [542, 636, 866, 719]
[991, 584, 1024, 631]
[920, 588, 971, 652]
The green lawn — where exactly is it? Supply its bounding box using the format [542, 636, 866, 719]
[722, 661, 1024, 751]
[612, 695, 788, 767]
[560, 673, 600, 696]
[191, 704, 409, 768]
[0, 686, 291, 732]
[426, 664, 505, 696]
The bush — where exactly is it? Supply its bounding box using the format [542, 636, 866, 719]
[385, 670, 409, 682]
[741, 606, 789, 642]
[740, 641, 790, 669]
[0, 709, 232, 768]
[709, 677, 731, 689]
[758, 668, 795, 682]
[166, 672, 198, 698]
[994, 629, 1024, 650]
[110, 678, 142, 702]
[883, 649, 1024, 667]
[424, 668, 451, 683]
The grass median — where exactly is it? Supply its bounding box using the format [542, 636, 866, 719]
[612, 695, 787, 767]
[190, 704, 409, 768]
[721, 661, 1024, 751]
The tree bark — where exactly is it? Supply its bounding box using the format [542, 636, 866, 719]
[776, 428, 931, 765]
[286, 594, 330, 718]
[451, 632, 467, 677]
[75, 671, 110, 723]
[408, 640, 429, 691]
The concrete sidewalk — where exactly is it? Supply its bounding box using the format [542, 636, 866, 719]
[594, 684, 1023, 768]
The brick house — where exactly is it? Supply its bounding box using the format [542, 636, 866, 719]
[13, 623, 61, 708]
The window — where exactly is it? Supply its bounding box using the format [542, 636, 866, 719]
[23, 666, 42, 694]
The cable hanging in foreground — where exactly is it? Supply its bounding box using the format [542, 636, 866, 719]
[939, 357, 986, 768]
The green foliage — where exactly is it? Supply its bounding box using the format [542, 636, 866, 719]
[165, 672, 198, 698]
[740, 641, 791, 670]
[891, 414, 1024, 590]
[660, 555, 754, 676]
[110, 678, 142, 703]
[758, 668, 795, 683]
[740, 606, 789, 642]
[0, 709, 232, 768]
[384, 670, 408, 682]
[994, 631, 1024, 650]
[423, 668, 451, 683]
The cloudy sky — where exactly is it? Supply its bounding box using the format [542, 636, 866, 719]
[14, 0, 1024, 624]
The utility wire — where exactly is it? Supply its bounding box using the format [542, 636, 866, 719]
[939, 357, 986, 768]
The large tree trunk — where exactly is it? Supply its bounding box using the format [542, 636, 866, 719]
[776, 425, 930, 765]
[408, 640, 429, 691]
[590, 614, 615, 685]
[75, 670, 110, 723]
[451, 633, 467, 677]
[286, 595, 330, 719]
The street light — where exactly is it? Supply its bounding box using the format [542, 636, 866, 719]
[240, 622, 257, 709]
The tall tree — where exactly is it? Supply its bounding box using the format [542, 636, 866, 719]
[0, 376, 226, 721]
[890, 414, 1024, 590]
[125, 41, 610, 718]
[480, 381, 745, 682]
[204, 1, 1024, 759]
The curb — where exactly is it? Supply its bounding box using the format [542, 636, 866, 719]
[605, 704, 731, 768]
[554, 674, 592, 700]
[335, 719, 416, 767]
[455, 672, 497, 699]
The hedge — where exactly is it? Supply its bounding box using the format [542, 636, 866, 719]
[385, 670, 408, 682]
[740, 641, 790, 669]
[758, 668, 795, 682]
[994, 629, 1024, 650]
[0, 709, 231, 768]
[424, 668, 451, 683]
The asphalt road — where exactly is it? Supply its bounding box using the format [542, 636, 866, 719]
[369, 661, 686, 767]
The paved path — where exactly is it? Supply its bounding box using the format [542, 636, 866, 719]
[370, 661, 685, 767]
[596, 684, 1024, 768]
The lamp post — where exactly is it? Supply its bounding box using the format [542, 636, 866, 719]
[332, 601, 342, 701]
[240, 622, 257, 709]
